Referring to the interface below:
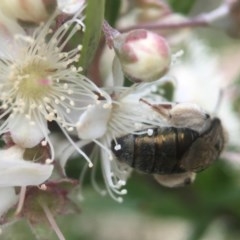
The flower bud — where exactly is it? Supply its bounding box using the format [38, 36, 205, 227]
[113, 29, 171, 83]
[0, 0, 57, 24]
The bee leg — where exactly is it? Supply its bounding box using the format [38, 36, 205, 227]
[153, 172, 196, 188]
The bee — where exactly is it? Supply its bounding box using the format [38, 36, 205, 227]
[111, 99, 226, 187]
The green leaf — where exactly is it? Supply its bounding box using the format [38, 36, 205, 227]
[79, 0, 105, 71]
[104, 0, 121, 26]
[167, 0, 196, 14]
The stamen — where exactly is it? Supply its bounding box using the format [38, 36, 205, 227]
[41, 203, 66, 240]
[90, 149, 107, 196]
[93, 139, 113, 160]
[15, 186, 27, 216]
[59, 125, 93, 167]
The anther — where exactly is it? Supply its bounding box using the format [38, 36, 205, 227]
[45, 158, 54, 164]
[147, 129, 154, 136]
[41, 140, 47, 146]
[39, 184, 47, 190]
[114, 144, 121, 151]
[88, 162, 93, 168]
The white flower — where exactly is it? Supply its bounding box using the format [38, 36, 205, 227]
[0, 7, 110, 162]
[75, 83, 167, 202]
[0, 146, 53, 217]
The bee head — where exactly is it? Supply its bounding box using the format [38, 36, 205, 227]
[180, 117, 226, 172]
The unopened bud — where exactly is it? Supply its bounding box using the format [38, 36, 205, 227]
[113, 29, 171, 82]
[0, 0, 57, 24]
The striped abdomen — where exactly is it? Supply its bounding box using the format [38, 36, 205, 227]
[111, 127, 200, 174]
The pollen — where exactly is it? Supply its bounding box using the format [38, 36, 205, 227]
[9, 60, 53, 100]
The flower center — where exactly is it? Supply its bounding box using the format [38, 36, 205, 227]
[11, 59, 53, 100]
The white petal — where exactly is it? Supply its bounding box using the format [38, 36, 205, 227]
[9, 114, 49, 148]
[0, 0, 56, 23]
[58, 0, 85, 14]
[0, 187, 18, 217]
[0, 11, 24, 58]
[0, 145, 24, 161]
[0, 154, 53, 187]
[76, 102, 112, 139]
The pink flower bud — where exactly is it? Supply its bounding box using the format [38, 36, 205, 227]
[113, 29, 171, 82]
[0, 0, 57, 24]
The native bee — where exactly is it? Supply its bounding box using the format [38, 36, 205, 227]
[111, 99, 226, 187]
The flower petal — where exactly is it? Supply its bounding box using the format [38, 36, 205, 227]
[58, 0, 85, 14]
[0, 0, 57, 23]
[0, 11, 25, 58]
[0, 147, 53, 187]
[77, 102, 112, 139]
[0, 187, 18, 217]
[0, 145, 24, 161]
[9, 114, 49, 148]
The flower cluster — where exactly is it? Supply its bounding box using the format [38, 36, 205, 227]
[0, 0, 173, 231]
[0, 0, 236, 239]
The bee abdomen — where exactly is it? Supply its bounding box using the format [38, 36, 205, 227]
[111, 127, 200, 174]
